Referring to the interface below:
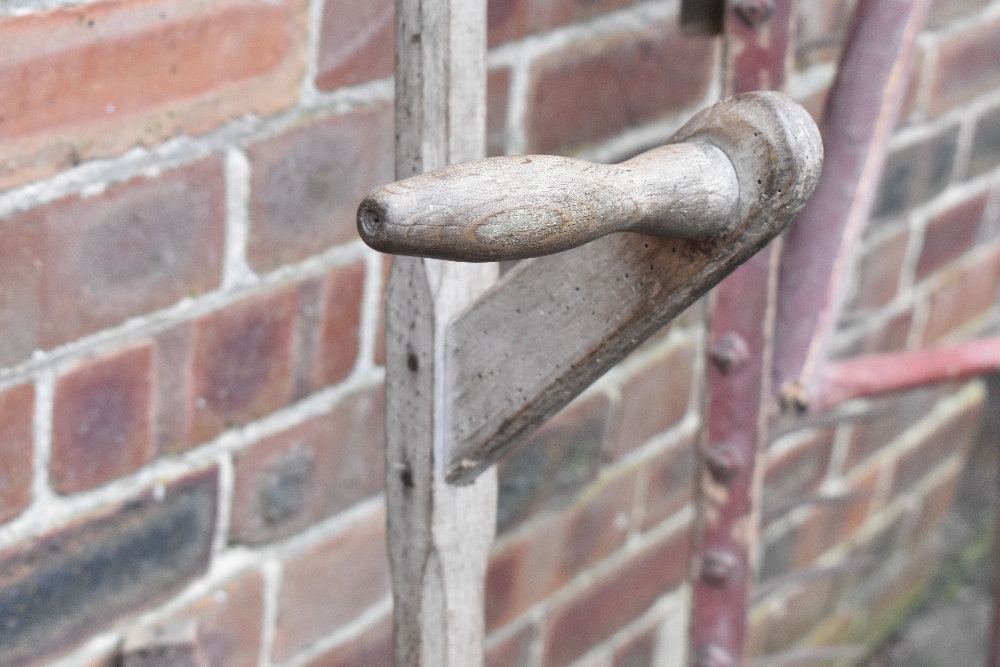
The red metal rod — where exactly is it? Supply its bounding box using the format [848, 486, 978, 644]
[772, 0, 929, 406]
[814, 336, 1000, 410]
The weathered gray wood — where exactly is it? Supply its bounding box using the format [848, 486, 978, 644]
[385, 0, 496, 665]
[359, 143, 740, 261]
[443, 91, 823, 483]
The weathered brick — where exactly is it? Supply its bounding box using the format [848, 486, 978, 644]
[835, 310, 913, 359]
[488, 68, 512, 157]
[247, 105, 393, 271]
[762, 428, 835, 524]
[0, 383, 33, 524]
[845, 387, 943, 471]
[789, 467, 877, 570]
[316, 0, 393, 91]
[870, 127, 958, 221]
[542, 527, 690, 667]
[0, 158, 225, 367]
[610, 341, 695, 458]
[317, 263, 366, 388]
[485, 626, 534, 667]
[849, 228, 908, 311]
[891, 398, 982, 496]
[52, 343, 154, 493]
[916, 192, 989, 280]
[230, 386, 385, 545]
[304, 617, 392, 667]
[169, 569, 265, 667]
[487, 0, 643, 47]
[274, 508, 390, 662]
[525, 20, 715, 155]
[189, 288, 298, 445]
[969, 104, 1000, 178]
[487, 470, 635, 630]
[155, 323, 195, 456]
[929, 0, 990, 26]
[641, 434, 696, 531]
[0, 0, 307, 189]
[928, 15, 1000, 116]
[497, 393, 610, 534]
[922, 245, 1000, 344]
[0, 468, 217, 667]
[613, 625, 657, 667]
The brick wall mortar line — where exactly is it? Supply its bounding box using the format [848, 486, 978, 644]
[223, 147, 258, 289]
[883, 85, 1000, 152]
[212, 452, 236, 558]
[280, 596, 393, 667]
[501, 54, 532, 156]
[490, 506, 695, 637]
[0, 0, 107, 19]
[952, 99, 980, 183]
[981, 182, 1000, 241]
[922, 0, 1000, 43]
[0, 239, 371, 391]
[259, 559, 283, 667]
[766, 426, 835, 463]
[298, 0, 330, 107]
[0, 81, 394, 220]
[823, 422, 856, 484]
[786, 60, 837, 106]
[30, 366, 55, 508]
[355, 249, 385, 376]
[0, 368, 385, 550]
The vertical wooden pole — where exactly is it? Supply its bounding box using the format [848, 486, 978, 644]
[385, 0, 497, 665]
[690, 2, 795, 665]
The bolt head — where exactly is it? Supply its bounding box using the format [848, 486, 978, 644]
[709, 332, 751, 374]
[704, 445, 742, 485]
[692, 643, 735, 667]
[700, 549, 739, 587]
[732, 0, 775, 26]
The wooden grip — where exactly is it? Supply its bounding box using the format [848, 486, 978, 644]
[358, 92, 821, 262]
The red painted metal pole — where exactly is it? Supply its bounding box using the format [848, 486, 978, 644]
[689, 2, 795, 665]
[772, 0, 929, 408]
[814, 337, 1000, 410]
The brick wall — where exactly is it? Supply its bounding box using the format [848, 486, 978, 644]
[0, 0, 997, 666]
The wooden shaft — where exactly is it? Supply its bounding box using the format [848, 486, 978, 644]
[358, 141, 740, 262]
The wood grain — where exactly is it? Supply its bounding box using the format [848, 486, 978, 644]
[358, 143, 740, 261]
[443, 91, 823, 484]
[384, 0, 497, 665]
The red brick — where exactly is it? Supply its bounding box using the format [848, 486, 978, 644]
[171, 569, 265, 667]
[922, 246, 1000, 343]
[305, 617, 392, 667]
[0, 468, 217, 667]
[610, 342, 695, 458]
[916, 192, 989, 280]
[845, 387, 943, 471]
[486, 626, 534, 667]
[189, 288, 298, 444]
[969, 104, 1000, 178]
[0, 0, 307, 189]
[836, 310, 913, 359]
[316, 0, 393, 91]
[762, 428, 835, 524]
[230, 386, 385, 545]
[497, 393, 610, 533]
[155, 323, 195, 456]
[849, 228, 909, 311]
[488, 68, 512, 157]
[274, 508, 391, 661]
[543, 527, 690, 667]
[487, 0, 643, 47]
[525, 20, 715, 155]
[613, 625, 656, 667]
[0, 383, 33, 524]
[928, 15, 1000, 116]
[487, 470, 635, 630]
[247, 104, 393, 271]
[870, 126, 959, 221]
[317, 262, 366, 388]
[52, 343, 154, 493]
[0, 158, 225, 367]
[641, 434, 696, 531]
[891, 398, 982, 496]
[789, 467, 877, 569]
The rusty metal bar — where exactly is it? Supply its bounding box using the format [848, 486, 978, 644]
[689, 1, 796, 665]
[773, 0, 930, 409]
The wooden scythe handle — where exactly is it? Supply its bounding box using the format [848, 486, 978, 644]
[357, 91, 822, 262]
